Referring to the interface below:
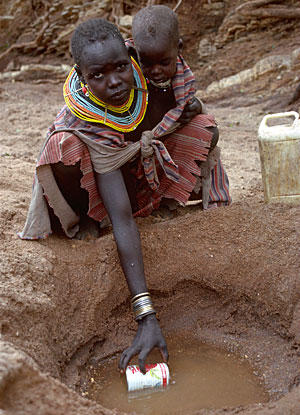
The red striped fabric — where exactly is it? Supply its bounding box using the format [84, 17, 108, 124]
[134, 114, 218, 217]
[37, 107, 230, 224]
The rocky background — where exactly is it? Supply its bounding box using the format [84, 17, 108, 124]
[1, 0, 300, 107]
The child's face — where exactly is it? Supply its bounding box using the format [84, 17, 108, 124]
[79, 38, 133, 106]
[136, 36, 178, 84]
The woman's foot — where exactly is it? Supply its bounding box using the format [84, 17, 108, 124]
[74, 215, 101, 240]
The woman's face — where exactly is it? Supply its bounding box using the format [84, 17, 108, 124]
[78, 38, 134, 106]
[135, 35, 178, 84]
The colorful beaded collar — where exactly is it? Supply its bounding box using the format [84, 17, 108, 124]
[63, 57, 148, 132]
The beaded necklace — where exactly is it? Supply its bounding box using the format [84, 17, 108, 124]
[63, 57, 148, 132]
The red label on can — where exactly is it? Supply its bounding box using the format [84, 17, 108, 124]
[145, 364, 158, 372]
[127, 363, 158, 375]
[159, 363, 167, 386]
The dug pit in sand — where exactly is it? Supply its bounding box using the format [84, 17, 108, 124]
[1, 200, 300, 415]
[84, 336, 269, 413]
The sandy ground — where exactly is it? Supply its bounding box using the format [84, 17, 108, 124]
[1, 80, 300, 415]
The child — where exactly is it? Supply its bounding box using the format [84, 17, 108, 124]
[128, 4, 231, 210]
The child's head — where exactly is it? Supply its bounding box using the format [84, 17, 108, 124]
[132, 5, 180, 83]
[71, 18, 133, 106]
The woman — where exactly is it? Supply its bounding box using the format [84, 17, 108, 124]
[19, 18, 224, 373]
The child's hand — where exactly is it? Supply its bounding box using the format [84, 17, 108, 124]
[118, 314, 168, 374]
[178, 97, 207, 124]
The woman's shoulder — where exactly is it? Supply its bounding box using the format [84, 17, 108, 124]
[52, 105, 84, 129]
[52, 105, 103, 131]
[47, 105, 125, 145]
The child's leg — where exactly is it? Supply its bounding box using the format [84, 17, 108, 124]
[51, 161, 101, 238]
[187, 125, 219, 205]
[208, 126, 219, 151]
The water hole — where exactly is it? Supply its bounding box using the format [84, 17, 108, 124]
[84, 335, 269, 414]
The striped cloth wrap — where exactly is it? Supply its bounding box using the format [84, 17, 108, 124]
[18, 55, 231, 240]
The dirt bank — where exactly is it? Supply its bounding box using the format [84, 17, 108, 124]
[0, 80, 300, 414]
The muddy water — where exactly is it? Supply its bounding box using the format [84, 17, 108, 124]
[85, 335, 269, 414]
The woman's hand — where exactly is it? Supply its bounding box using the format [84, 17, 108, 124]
[178, 97, 207, 124]
[119, 314, 168, 374]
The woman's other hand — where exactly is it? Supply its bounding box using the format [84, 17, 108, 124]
[178, 97, 207, 124]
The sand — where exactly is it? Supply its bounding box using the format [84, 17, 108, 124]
[0, 80, 300, 415]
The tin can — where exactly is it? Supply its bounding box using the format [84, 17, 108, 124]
[126, 363, 170, 392]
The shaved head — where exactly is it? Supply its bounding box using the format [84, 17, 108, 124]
[132, 5, 180, 49]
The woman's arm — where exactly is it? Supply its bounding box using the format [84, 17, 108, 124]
[95, 169, 168, 373]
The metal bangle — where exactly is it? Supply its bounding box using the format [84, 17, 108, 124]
[132, 297, 153, 309]
[134, 304, 154, 316]
[131, 292, 150, 303]
[135, 310, 156, 321]
[132, 297, 153, 314]
[134, 305, 156, 321]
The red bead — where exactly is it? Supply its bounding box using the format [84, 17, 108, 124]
[82, 86, 87, 94]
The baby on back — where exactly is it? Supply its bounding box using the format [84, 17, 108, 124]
[128, 5, 231, 209]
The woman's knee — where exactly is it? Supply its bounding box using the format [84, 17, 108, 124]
[51, 161, 88, 212]
[51, 161, 82, 181]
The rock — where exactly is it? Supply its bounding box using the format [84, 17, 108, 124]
[206, 51, 295, 95]
[119, 14, 133, 29]
[198, 37, 217, 59]
[0, 64, 71, 81]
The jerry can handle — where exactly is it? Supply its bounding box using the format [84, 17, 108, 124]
[260, 111, 299, 131]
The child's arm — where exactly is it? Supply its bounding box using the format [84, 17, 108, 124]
[95, 169, 168, 373]
[178, 96, 207, 124]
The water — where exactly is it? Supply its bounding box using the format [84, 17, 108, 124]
[85, 336, 269, 414]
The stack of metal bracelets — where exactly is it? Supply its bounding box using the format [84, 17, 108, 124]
[131, 291, 156, 321]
